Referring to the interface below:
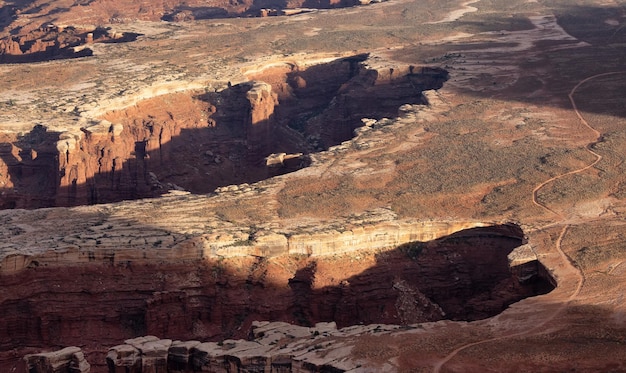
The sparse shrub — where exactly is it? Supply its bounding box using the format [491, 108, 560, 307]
[399, 241, 425, 260]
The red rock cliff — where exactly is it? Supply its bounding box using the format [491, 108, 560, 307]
[0, 221, 553, 372]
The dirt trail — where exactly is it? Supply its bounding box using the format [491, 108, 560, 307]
[432, 71, 626, 373]
[426, 0, 480, 24]
[530, 73, 620, 218]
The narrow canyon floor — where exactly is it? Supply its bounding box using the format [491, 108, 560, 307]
[2, 0, 626, 372]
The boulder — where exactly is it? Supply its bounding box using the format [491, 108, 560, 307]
[25, 346, 90, 373]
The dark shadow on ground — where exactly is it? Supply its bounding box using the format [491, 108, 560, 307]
[0, 46, 93, 63]
[412, 4, 626, 119]
[161, 6, 229, 21]
[291, 224, 554, 327]
[0, 0, 38, 33]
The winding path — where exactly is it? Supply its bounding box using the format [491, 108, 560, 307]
[530, 73, 621, 217]
[433, 71, 626, 373]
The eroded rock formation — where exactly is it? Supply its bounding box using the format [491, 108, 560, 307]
[0, 58, 447, 209]
[0, 82, 277, 208]
[1, 222, 553, 372]
[0, 25, 139, 63]
[105, 322, 367, 373]
[0, 0, 378, 46]
[247, 55, 448, 148]
[25, 346, 90, 373]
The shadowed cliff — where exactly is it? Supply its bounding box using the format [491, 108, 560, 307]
[0, 223, 553, 372]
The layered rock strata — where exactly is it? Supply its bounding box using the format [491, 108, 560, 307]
[0, 217, 498, 273]
[1, 217, 553, 372]
[246, 55, 448, 148]
[0, 59, 446, 210]
[0, 81, 279, 208]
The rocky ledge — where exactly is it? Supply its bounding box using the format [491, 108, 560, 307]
[25, 346, 90, 373]
[24, 321, 405, 373]
[105, 321, 401, 373]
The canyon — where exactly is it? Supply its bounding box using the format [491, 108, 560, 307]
[0, 0, 372, 64]
[5, 217, 552, 373]
[2, 0, 626, 372]
[0, 56, 447, 209]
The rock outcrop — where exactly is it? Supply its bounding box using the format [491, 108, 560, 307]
[25, 346, 90, 373]
[0, 0, 375, 48]
[106, 336, 171, 373]
[105, 322, 366, 373]
[246, 55, 448, 149]
[0, 25, 139, 63]
[244, 81, 279, 161]
[0, 82, 282, 208]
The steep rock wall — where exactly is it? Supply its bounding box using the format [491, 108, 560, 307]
[0, 220, 493, 273]
[0, 223, 554, 372]
[246, 56, 448, 149]
[0, 82, 280, 209]
[0, 126, 61, 209]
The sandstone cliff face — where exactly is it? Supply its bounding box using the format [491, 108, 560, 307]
[247, 56, 448, 150]
[0, 221, 553, 372]
[244, 82, 279, 162]
[0, 82, 281, 209]
[60, 91, 215, 206]
[0, 126, 61, 209]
